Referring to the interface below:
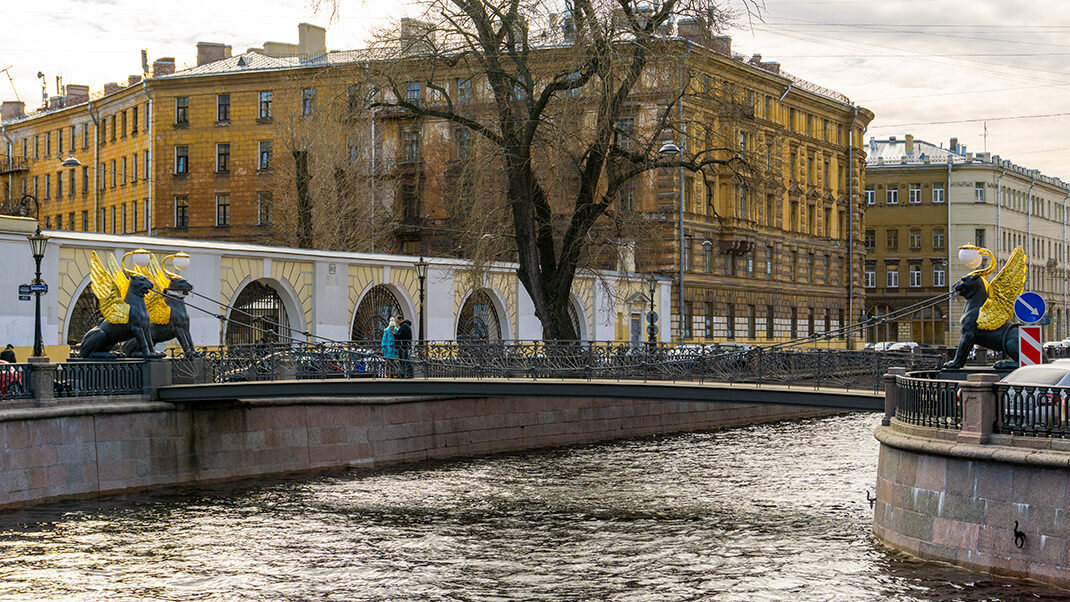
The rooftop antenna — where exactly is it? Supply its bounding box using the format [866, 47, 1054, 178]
[0, 66, 19, 102]
[141, 49, 149, 75]
[983, 121, 988, 153]
[36, 71, 46, 106]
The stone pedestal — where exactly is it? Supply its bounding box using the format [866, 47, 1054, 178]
[882, 367, 907, 426]
[957, 373, 999, 445]
[27, 358, 56, 406]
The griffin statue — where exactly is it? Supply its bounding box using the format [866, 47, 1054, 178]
[78, 250, 198, 359]
[944, 244, 1028, 369]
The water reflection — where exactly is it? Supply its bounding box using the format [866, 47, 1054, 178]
[0, 414, 1062, 601]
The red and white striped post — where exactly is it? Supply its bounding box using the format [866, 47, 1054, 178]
[1019, 325, 1043, 367]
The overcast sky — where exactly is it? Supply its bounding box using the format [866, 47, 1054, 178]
[4, 0, 1068, 179]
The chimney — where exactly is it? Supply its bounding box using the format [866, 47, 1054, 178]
[904, 134, 914, 155]
[677, 18, 710, 44]
[1, 101, 25, 121]
[103, 82, 121, 96]
[152, 57, 175, 77]
[298, 23, 326, 58]
[949, 137, 958, 154]
[760, 61, 780, 74]
[128, 75, 142, 86]
[262, 42, 297, 57]
[710, 35, 731, 56]
[197, 42, 229, 66]
[66, 85, 89, 104]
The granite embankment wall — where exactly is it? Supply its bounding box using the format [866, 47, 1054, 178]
[0, 395, 832, 510]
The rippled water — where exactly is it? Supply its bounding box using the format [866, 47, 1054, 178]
[0, 413, 1064, 601]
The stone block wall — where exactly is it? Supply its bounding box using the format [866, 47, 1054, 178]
[0, 395, 831, 510]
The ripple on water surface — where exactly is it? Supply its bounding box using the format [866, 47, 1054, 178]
[0, 414, 1064, 601]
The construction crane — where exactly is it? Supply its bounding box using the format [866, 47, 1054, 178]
[0, 66, 19, 102]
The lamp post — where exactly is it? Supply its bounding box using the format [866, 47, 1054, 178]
[414, 257, 429, 341]
[647, 275, 658, 346]
[659, 141, 683, 343]
[25, 203, 49, 358]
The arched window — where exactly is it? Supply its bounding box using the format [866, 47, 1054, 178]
[225, 281, 291, 346]
[67, 286, 102, 346]
[457, 290, 502, 342]
[352, 285, 403, 342]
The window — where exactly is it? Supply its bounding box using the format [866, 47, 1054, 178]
[216, 143, 230, 172]
[68, 126, 75, 151]
[616, 119, 635, 152]
[808, 252, 815, 281]
[259, 91, 273, 119]
[886, 266, 899, 288]
[975, 182, 985, 202]
[44, 174, 50, 199]
[258, 192, 272, 225]
[217, 94, 231, 122]
[886, 187, 898, 204]
[144, 102, 150, 130]
[864, 268, 876, 288]
[790, 307, 798, 339]
[934, 263, 946, 287]
[457, 78, 471, 103]
[110, 160, 116, 188]
[143, 150, 150, 179]
[132, 107, 138, 133]
[824, 254, 830, 283]
[791, 250, 798, 279]
[57, 129, 63, 154]
[909, 229, 921, 249]
[748, 305, 757, 339]
[215, 193, 230, 226]
[766, 246, 773, 276]
[81, 166, 88, 194]
[259, 140, 273, 170]
[55, 172, 62, 198]
[748, 249, 755, 276]
[909, 265, 922, 287]
[704, 242, 712, 273]
[120, 156, 127, 185]
[865, 188, 875, 205]
[727, 304, 735, 339]
[683, 236, 692, 271]
[909, 184, 921, 203]
[121, 111, 127, 137]
[131, 154, 137, 184]
[174, 146, 188, 174]
[455, 128, 471, 160]
[175, 97, 189, 124]
[301, 88, 315, 115]
[45, 132, 51, 157]
[121, 203, 127, 233]
[975, 228, 986, 248]
[886, 229, 898, 250]
[765, 141, 774, 171]
[82, 210, 88, 231]
[682, 301, 693, 339]
[33, 135, 39, 158]
[131, 203, 137, 232]
[82, 124, 89, 149]
[766, 305, 774, 339]
[143, 199, 150, 230]
[406, 82, 421, 104]
[933, 228, 945, 249]
[174, 196, 189, 228]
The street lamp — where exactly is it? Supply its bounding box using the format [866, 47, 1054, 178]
[647, 275, 658, 345]
[659, 141, 685, 342]
[26, 214, 49, 359]
[414, 257, 429, 341]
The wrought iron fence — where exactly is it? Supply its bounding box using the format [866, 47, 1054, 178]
[995, 384, 1070, 438]
[894, 373, 962, 429]
[54, 361, 144, 398]
[0, 363, 31, 400]
[170, 341, 948, 390]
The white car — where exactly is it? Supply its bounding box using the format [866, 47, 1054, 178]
[999, 360, 1070, 427]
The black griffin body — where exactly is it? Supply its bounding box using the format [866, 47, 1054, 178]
[79, 275, 164, 359]
[122, 277, 201, 358]
[944, 272, 1020, 369]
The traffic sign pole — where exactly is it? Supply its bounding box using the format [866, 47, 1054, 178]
[1020, 325, 1043, 367]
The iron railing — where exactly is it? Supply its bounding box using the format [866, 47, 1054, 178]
[895, 373, 962, 429]
[0, 364, 32, 400]
[170, 341, 948, 391]
[54, 361, 144, 398]
[995, 384, 1070, 438]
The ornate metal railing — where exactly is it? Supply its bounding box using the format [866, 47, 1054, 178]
[995, 384, 1070, 438]
[54, 361, 144, 398]
[0, 364, 32, 400]
[170, 341, 948, 391]
[895, 373, 962, 429]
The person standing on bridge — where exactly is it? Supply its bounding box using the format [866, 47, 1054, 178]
[381, 318, 399, 377]
[395, 314, 413, 378]
[0, 345, 15, 364]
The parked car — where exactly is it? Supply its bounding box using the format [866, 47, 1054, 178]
[888, 342, 919, 352]
[999, 360, 1070, 426]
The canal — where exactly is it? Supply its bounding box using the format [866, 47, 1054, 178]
[0, 413, 1063, 600]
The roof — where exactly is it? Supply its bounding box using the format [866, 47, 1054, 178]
[866, 136, 964, 165]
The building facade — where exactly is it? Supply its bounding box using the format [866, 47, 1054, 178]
[865, 135, 1070, 345]
[1, 22, 872, 345]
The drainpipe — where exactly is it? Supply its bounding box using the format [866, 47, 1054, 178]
[1027, 175, 1036, 288]
[142, 80, 153, 235]
[947, 160, 953, 343]
[1063, 190, 1068, 338]
[677, 42, 691, 341]
[996, 168, 1005, 269]
[88, 100, 100, 232]
[1, 124, 13, 203]
[847, 106, 857, 349]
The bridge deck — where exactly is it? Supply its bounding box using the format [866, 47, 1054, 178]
[157, 378, 884, 411]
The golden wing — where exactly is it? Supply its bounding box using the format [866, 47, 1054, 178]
[137, 254, 172, 325]
[89, 251, 130, 325]
[978, 246, 1027, 330]
[107, 254, 130, 299]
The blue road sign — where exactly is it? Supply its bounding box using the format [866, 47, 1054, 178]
[28, 283, 47, 294]
[17, 295, 30, 301]
[17, 284, 29, 295]
[647, 311, 658, 324]
[1015, 292, 1046, 323]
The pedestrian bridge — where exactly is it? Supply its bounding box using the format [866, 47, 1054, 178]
[156, 377, 885, 411]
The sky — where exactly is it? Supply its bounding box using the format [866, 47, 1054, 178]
[4, 0, 1069, 179]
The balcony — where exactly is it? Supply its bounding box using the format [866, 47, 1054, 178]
[716, 217, 759, 255]
[0, 157, 29, 175]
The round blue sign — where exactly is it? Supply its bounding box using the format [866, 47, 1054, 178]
[1014, 292, 1046, 324]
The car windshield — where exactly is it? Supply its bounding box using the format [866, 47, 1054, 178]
[1002, 366, 1070, 386]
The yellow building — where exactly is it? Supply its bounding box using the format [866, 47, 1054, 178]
[1, 22, 872, 345]
[865, 135, 1070, 345]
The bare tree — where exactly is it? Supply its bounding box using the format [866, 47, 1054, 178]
[358, 0, 756, 339]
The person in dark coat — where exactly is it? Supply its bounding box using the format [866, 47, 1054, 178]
[395, 314, 413, 378]
[0, 345, 15, 363]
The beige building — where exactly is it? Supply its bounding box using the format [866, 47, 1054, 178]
[865, 135, 1070, 345]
